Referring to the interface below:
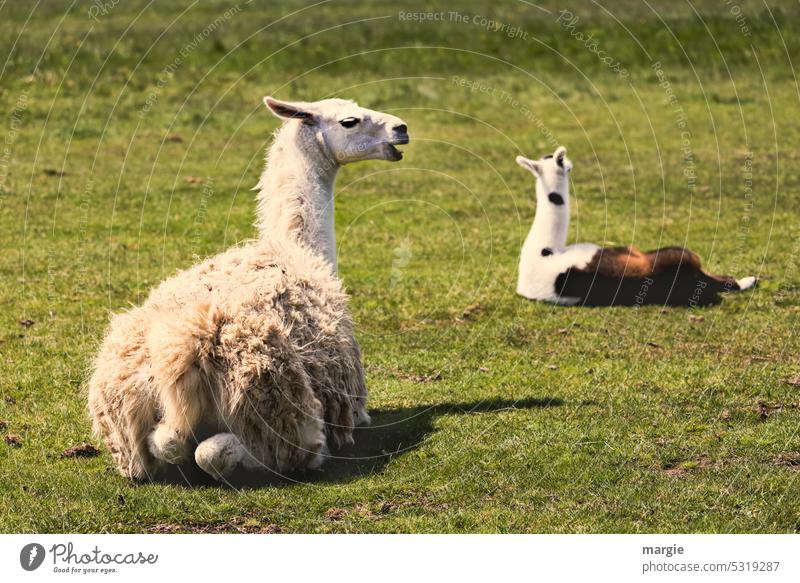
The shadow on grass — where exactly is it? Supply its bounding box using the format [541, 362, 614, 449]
[153, 396, 563, 489]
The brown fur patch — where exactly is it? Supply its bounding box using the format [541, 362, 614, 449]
[584, 246, 652, 278]
[649, 246, 702, 273]
[582, 246, 703, 279]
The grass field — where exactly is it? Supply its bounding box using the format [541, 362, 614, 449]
[2, 0, 800, 533]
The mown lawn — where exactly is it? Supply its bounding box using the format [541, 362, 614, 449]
[1, 0, 800, 533]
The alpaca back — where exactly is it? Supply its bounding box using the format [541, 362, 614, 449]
[147, 237, 367, 446]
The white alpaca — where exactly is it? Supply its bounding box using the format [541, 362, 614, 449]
[88, 97, 409, 481]
[516, 146, 757, 306]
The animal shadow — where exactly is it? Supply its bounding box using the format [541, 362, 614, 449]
[154, 396, 562, 489]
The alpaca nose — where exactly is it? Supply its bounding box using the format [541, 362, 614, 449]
[393, 123, 407, 135]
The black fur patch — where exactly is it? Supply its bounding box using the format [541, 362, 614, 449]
[548, 192, 564, 205]
[554, 271, 570, 295]
[543, 155, 553, 159]
[541, 248, 553, 257]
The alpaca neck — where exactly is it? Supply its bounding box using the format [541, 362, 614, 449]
[523, 182, 570, 252]
[255, 121, 340, 271]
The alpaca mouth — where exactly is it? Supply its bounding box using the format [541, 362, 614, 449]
[385, 136, 409, 161]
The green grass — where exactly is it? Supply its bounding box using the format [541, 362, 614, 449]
[2, 0, 800, 533]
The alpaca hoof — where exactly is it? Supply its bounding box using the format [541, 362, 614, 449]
[737, 276, 757, 290]
[148, 425, 191, 464]
[195, 433, 244, 480]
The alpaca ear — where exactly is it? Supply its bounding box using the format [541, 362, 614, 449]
[263, 96, 316, 123]
[554, 146, 567, 167]
[516, 155, 542, 176]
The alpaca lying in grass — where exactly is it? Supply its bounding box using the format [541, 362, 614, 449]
[516, 146, 757, 307]
[88, 97, 409, 481]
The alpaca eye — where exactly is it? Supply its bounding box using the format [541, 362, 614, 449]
[339, 117, 360, 128]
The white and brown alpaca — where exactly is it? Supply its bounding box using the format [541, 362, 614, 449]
[516, 146, 757, 306]
[88, 97, 409, 481]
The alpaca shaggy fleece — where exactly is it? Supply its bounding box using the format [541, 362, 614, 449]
[88, 96, 408, 481]
[88, 237, 366, 480]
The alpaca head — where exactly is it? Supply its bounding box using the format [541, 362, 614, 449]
[264, 96, 409, 164]
[515, 146, 572, 206]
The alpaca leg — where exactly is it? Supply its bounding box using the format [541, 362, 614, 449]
[147, 423, 193, 464]
[194, 418, 327, 480]
[145, 303, 218, 466]
[195, 432, 279, 479]
[705, 273, 758, 293]
[194, 433, 246, 480]
[145, 364, 212, 465]
[146, 373, 207, 465]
